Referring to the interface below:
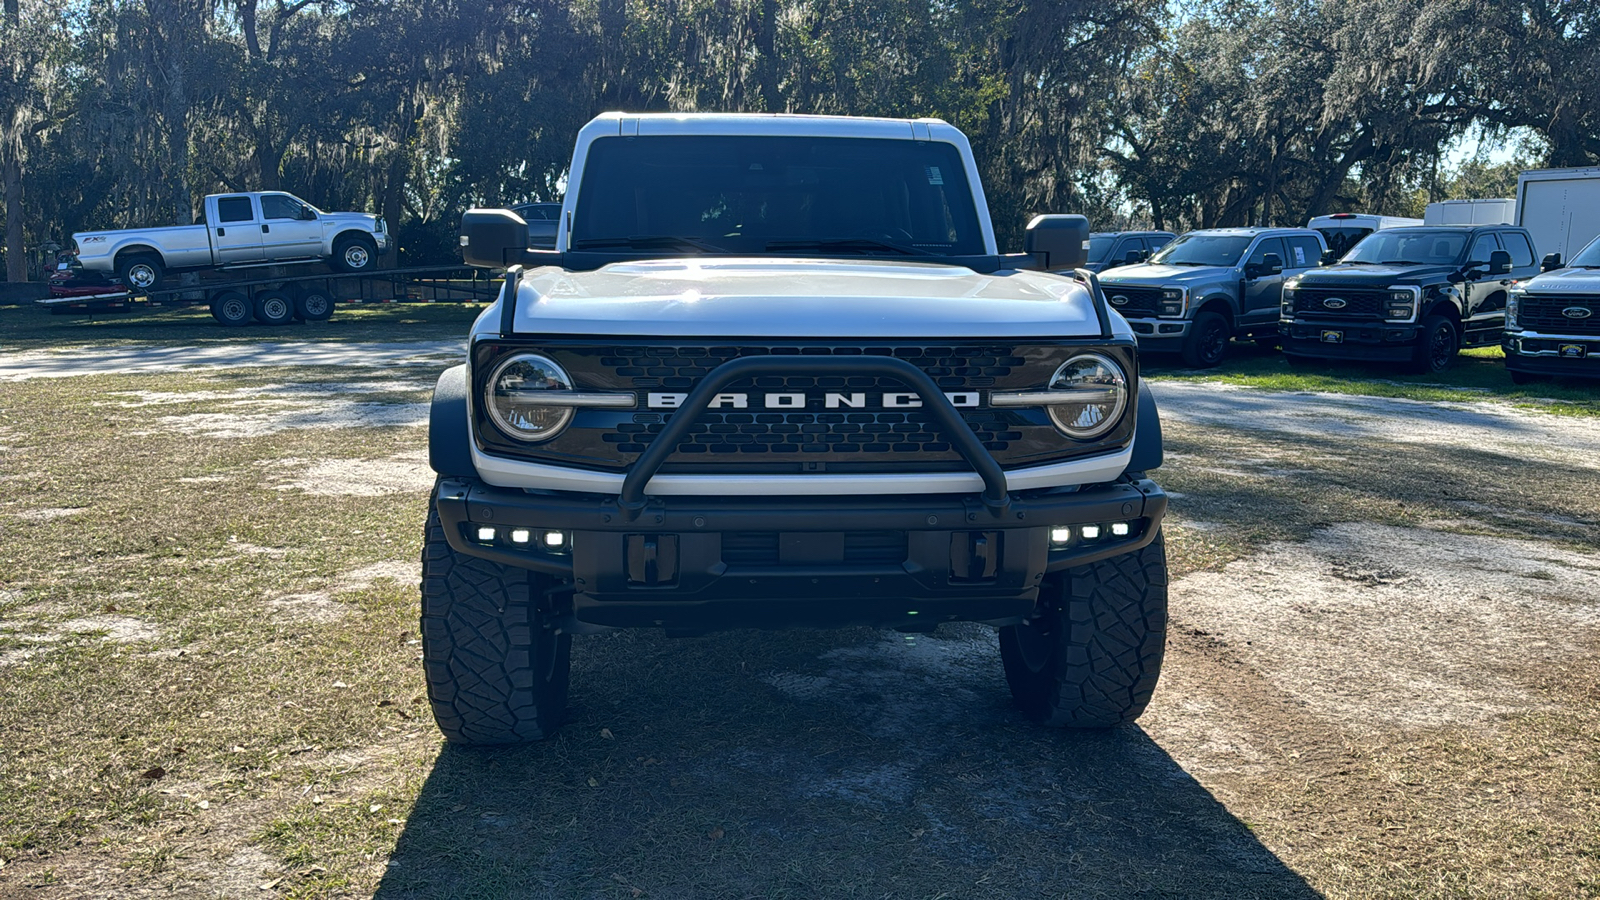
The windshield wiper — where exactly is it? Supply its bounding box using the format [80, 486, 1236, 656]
[571, 235, 726, 252]
[764, 238, 931, 256]
[1378, 260, 1423, 265]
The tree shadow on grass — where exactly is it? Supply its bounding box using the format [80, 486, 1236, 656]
[376, 626, 1320, 899]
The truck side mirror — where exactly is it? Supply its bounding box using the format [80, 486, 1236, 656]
[1489, 249, 1512, 275]
[1261, 252, 1284, 275]
[460, 208, 530, 268]
[1121, 250, 1141, 266]
[1320, 249, 1338, 266]
[1541, 252, 1563, 272]
[1023, 215, 1090, 271]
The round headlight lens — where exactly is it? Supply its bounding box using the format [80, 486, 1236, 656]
[1047, 353, 1128, 439]
[483, 353, 575, 442]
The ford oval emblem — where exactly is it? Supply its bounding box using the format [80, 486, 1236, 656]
[1563, 307, 1593, 319]
[1322, 297, 1347, 309]
[1109, 294, 1129, 306]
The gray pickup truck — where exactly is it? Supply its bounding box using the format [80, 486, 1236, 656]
[72, 191, 388, 292]
[1098, 227, 1327, 367]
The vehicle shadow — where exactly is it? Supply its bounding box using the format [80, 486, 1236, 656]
[374, 626, 1320, 899]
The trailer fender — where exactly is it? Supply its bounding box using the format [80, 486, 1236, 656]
[429, 364, 480, 479]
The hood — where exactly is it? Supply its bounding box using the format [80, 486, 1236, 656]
[492, 257, 1113, 339]
[1099, 263, 1235, 287]
[319, 212, 380, 226]
[1296, 262, 1455, 286]
[1520, 267, 1600, 293]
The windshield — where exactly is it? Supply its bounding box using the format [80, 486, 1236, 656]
[1341, 229, 1467, 265]
[571, 135, 986, 256]
[1569, 235, 1600, 267]
[1148, 233, 1253, 267]
[1086, 236, 1116, 264]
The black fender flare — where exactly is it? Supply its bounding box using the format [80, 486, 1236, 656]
[429, 364, 480, 479]
[1125, 380, 1163, 474]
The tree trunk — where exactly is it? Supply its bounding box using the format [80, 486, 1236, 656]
[4, 145, 24, 282]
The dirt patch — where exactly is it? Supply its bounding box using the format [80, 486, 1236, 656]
[266, 593, 349, 624]
[273, 451, 433, 497]
[150, 400, 427, 438]
[336, 561, 420, 592]
[11, 507, 86, 522]
[0, 340, 461, 381]
[1172, 522, 1600, 731]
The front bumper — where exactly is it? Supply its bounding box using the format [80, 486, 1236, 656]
[1503, 334, 1600, 378]
[434, 475, 1167, 633]
[1123, 317, 1191, 345]
[1281, 318, 1419, 361]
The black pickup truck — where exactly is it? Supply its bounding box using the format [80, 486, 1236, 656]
[1280, 224, 1543, 373]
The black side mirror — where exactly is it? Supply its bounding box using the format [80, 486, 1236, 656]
[1489, 249, 1512, 276]
[1023, 214, 1091, 270]
[460, 208, 530, 268]
[302, 206, 318, 221]
[1122, 250, 1142, 265]
[1541, 252, 1563, 272]
[1262, 252, 1284, 275]
[1320, 250, 1338, 266]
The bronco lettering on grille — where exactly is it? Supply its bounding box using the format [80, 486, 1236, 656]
[646, 391, 983, 410]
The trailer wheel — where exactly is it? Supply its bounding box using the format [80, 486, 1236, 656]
[253, 290, 295, 326]
[294, 285, 336, 321]
[210, 291, 252, 327]
[333, 235, 378, 273]
[116, 254, 164, 293]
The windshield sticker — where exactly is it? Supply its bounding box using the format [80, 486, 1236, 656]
[926, 166, 943, 185]
[1294, 246, 1306, 265]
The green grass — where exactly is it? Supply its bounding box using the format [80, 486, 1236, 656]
[1148, 343, 1600, 416]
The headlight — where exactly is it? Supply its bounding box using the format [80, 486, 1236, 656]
[1506, 289, 1522, 329]
[1046, 353, 1128, 439]
[1158, 288, 1186, 317]
[483, 353, 575, 442]
[1282, 276, 1301, 296]
[1385, 286, 1418, 319]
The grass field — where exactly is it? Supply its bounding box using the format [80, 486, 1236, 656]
[0, 303, 1597, 898]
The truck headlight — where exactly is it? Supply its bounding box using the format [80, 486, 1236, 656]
[1506, 289, 1522, 329]
[483, 353, 576, 442]
[1046, 353, 1127, 439]
[1158, 288, 1186, 317]
[1385, 287, 1418, 319]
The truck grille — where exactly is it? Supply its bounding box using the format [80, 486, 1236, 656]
[1292, 287, 1387, 318]
[1102, 286, 1163, 317]
[1519, 295, 1600, 336]
[721, 531, 908, 566]
[475, 341, 1138, 475]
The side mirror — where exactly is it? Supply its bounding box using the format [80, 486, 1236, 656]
[460, 208, 530, 268]
[1023, 214, 1090, 270]
[1541, 252, 1562, 273]
[302, 206, 319, 221]
[1489, 249, 1512, 276]
[1122, 250, 1142, 266]
[1320, 249, 1338, 266]
[1262, 252, 1284, 275]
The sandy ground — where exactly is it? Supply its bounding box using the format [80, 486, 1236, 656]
[0, 340, 462, 381]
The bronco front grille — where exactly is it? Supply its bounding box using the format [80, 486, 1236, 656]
[1292, 287, 1387, 318]
[1519, 295, 1600, 335]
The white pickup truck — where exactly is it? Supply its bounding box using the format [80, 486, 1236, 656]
[72, 191, 388, 292]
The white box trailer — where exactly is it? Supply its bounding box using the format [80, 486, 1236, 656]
[1424, 198, 1515, 226]
[1516, 167, 1600, 264]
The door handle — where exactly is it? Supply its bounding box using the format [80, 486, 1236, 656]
[216, 227, 225, 237]
[262, 224, 270, 233]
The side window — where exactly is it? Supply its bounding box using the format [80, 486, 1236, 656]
[1247, 237, 1286, 267]
[1501, 231, 1535, 268]
[215, 196, 255, 223]
[1149, 235, 1173, 250]
[1468, 233, 1500, 265]
[260, 195, 301, 220]
[1286, 235, 1321, 269]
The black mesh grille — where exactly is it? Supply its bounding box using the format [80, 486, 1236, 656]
[1293, 287, 1388, 318]
[1520, 295, 1600, 335]
[1103, 286, 1164, 317]
[721, 532, 908, 566]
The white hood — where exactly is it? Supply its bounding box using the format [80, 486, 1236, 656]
[486, 258, 1113, 339]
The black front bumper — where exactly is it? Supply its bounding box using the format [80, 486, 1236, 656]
[1281, 319, 1419, 361]
[1503, 335, 1600, 378]
[434, 476, 1167, 633]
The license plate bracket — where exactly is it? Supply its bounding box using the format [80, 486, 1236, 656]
[1559, 343, 1587, 359]
[1321, 330, 1343, 344]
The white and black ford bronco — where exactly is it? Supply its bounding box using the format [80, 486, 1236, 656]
[426, 113, 1169, 744]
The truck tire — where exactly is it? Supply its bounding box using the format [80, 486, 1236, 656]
[209, 291, 252, 327]
[998, 533, 1168, 728]
[116, 254, 164, 293]
[1409, 314, 1458, 374]
[294, 285, 335, 321]
[332, 235, 378, 273]
[252, 290, 295, 326]
[1180, 311, 1231, 368]
[421, 498, 571, 745]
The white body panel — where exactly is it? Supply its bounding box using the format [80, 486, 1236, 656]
[1307, 214, 1423, 231]
[1424, 198, 1515, 226]
[1516, 168, 1600, 263]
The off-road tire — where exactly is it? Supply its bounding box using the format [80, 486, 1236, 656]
[332, 235, 378, 273]
[999, 533, 1168, 728]
[1180, 311, 1231, 368]
[116, 254, 164, 293]
[1409, 314, 1459, 374]
[421, 500, 570, 745]
[252, 290, 295, 326]
[294, 285, 335, 321]
[209, 291, 252, 327]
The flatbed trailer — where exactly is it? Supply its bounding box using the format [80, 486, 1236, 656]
[37, 264, 500, 325]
